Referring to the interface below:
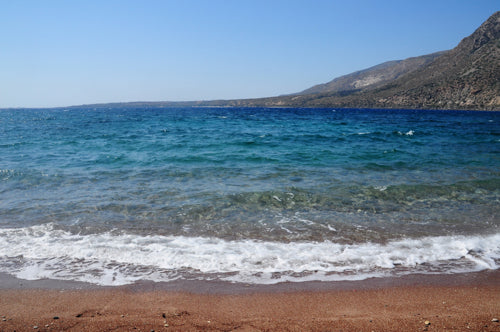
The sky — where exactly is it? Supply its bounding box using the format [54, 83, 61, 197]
[0, 0, 498, 108]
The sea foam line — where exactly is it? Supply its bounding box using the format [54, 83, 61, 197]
[0, 223, 499, 286]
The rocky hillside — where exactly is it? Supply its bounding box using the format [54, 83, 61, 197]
[201, 11, 499, 110]
[67, 12, 499, 111]
[341, 10, 500, 110]
[298, 52, 445, 95]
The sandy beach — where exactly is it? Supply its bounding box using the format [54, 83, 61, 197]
[1, 271, 499, 331]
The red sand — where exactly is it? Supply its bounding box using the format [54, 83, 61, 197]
[1, 272, 499, 331]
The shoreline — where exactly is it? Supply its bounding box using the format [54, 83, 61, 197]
[1, 270, 499, 331]
[2, 269, 500, 293]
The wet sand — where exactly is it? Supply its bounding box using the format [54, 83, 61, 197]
[0, 271, 499, 331]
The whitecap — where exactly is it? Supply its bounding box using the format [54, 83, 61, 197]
[0, 223, 498, 286]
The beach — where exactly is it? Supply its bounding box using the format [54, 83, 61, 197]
[1, 271, 499, 331]
[1, 108, 499, 331]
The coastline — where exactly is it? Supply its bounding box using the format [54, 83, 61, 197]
[1, 270, 499, 331]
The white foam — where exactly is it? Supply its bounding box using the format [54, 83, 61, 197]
[0, 223, 498, 286]
[374, 185, 387, 191]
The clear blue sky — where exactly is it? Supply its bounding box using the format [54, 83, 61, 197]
[0, 0, 498, 108]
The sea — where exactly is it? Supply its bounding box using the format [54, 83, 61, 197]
[0, 107, 499, 286]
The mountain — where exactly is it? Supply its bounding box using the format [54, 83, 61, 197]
[61, 12, 499, 111]
[327, 10, 500, 110]
[297, 51, 446, 95]
[198, 11, 499, 110]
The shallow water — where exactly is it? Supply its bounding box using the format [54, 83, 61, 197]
[0, 107, 499, 285]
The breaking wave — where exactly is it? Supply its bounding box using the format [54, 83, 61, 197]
[0, 223, 498, 286]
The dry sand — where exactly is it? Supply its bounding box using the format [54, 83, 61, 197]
[0, 271, 499, 331]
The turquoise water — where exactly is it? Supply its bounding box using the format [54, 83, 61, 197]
[0, 107, 499, 285]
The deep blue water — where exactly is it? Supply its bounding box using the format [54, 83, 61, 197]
[0, 107, 499, 285]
